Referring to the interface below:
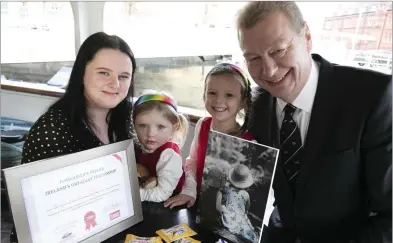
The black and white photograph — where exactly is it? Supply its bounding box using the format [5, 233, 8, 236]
[197, 131, 279, 243]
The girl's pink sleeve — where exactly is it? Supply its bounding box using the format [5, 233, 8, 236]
[180, 117, 205, 199]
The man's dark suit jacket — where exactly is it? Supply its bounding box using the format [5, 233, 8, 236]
[250, 54, 392, 243]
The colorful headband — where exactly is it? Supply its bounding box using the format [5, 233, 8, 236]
[207, 62, 251, 93]
[134, 94, 177, 111]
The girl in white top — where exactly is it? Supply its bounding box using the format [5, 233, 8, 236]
[133, 90, 189, 202]
[164, 63, 254, 208]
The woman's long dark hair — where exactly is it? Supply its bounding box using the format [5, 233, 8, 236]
[50, 32, 136, 143]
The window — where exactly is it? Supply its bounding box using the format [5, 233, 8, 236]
[104, 2, 247, 110]
[289, 2, 391, 74]
[102, 1, 392, 111]
[3, 1, 391, 111]
[1, 2, 75, 63]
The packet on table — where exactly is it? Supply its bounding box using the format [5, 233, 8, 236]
[174, 236, 201, 243]
[156, 223, 197, 243]
[124, 234, 163, 243]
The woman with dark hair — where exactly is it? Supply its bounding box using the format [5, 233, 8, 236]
[9, 31, 136, 243]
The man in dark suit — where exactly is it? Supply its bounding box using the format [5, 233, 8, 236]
[236, 2, 392, 243]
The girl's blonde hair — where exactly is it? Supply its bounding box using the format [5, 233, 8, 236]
[132, 90, 189, 148]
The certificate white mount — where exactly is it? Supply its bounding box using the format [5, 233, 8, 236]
[3, 139, 142, 243]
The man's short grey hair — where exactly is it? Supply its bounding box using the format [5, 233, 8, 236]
[236, 1, 306, 34]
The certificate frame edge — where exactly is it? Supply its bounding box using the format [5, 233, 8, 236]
[3, 139, 143, 243]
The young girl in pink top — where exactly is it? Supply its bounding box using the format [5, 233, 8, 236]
[164, 63, 254, 208]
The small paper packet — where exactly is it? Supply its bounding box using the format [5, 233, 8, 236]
[124, 234, 163, 243]
[174, 237, 201, 243]
[156, 223, 197, 243]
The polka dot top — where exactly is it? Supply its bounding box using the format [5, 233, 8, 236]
[22, 107, 106, 164]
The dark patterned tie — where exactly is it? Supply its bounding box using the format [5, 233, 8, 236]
[280, 104, 303, 187]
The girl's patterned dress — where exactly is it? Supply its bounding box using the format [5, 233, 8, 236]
[221, 186, 257, 243]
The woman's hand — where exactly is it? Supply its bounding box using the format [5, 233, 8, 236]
[164, 194, 196, 209]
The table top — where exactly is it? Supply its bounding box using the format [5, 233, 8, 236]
[1, 200, 222, 243]
[103, 201, 219, 243]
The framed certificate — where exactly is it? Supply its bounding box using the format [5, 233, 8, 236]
[3, 139, 142, 243]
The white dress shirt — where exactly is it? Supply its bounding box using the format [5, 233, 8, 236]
[276, 60, 320, 144]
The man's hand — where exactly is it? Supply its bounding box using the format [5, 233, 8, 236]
[164, 194, 196, 209]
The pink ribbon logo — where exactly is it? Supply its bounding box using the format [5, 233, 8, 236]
[84, 211, 97, 230]
[112, 154, 122, 162]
